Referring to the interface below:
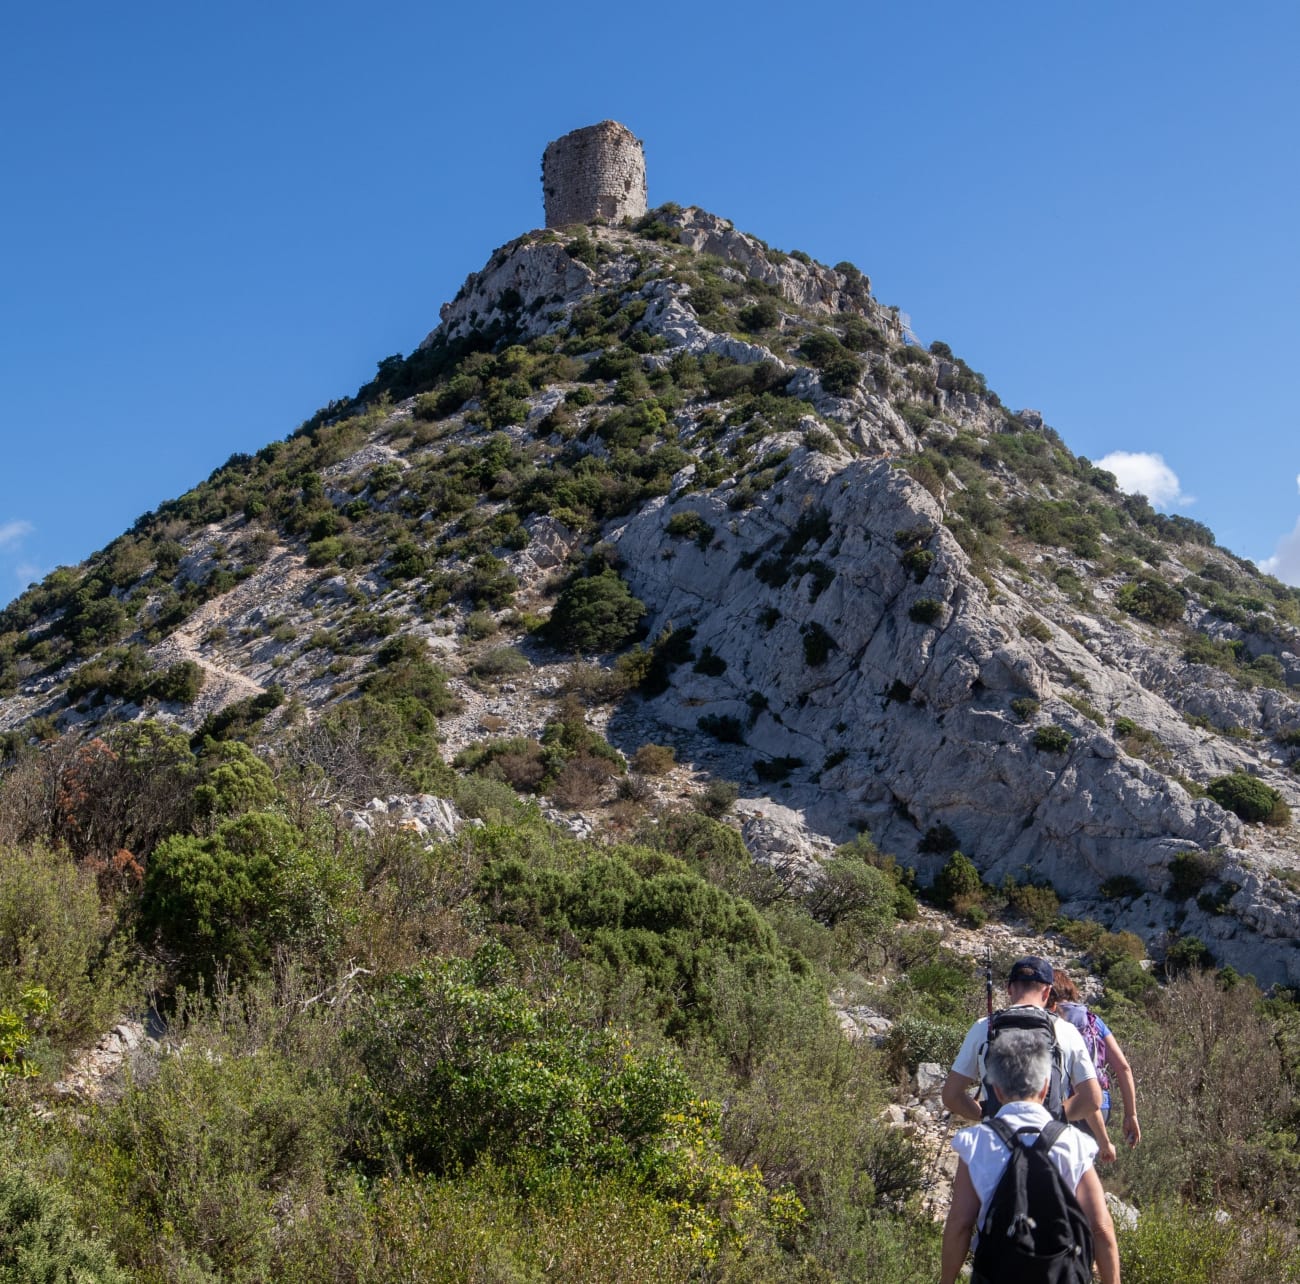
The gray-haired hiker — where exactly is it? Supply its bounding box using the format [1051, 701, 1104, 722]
[941, 1026, 1121, 1284]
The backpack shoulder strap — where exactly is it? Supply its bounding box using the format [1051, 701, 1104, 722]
[982, 1115, 1020, 1150]
[1033, 1118, 1068, 1154]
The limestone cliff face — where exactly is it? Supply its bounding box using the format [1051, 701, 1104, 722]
[5, 205, 1300, 983]
[608, 446, 1300, 984]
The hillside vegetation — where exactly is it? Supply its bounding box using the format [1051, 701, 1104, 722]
[1, 204, 1300, 1279]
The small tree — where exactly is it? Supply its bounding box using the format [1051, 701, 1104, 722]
[933, 850, 983, 908]
[543, 571, 646, 654]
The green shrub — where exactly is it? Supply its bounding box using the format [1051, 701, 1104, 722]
[1010, 696, 1040, 722]
[884, 1015, 968, 1075]
[1167, 849, 1224, 901]
[352, 957, 693, 1178]
[632, 743, 676, 775]
[665, 510, 714, 549]
[1114, 1201, 1294, 1284]
[72, 997, 349, 1282]
[543, 571, 646, 654]
[1100, 874, 1144, 901]
[918, 824, 959, 856]
[697, 713, 744, 744]
[801, 622, 836, 666]
[473, 841, 787, 1045]
[820, 354, 864, 397]
[1207, 772, 1290, 825]
[193, 740, 279, 818]
[0, 843, 132, 1054]
[754, 756, 802, 782]
[1003, 880, 1061, 931]
[0, 1169, 128, 1283]
[464, 610, 498, 640]
[469, 646, 531, 679]
[933, 850, 983, 908]
[1164, 934, 1215, 974]
[150, 659, 205, 704]
[142, 811, 346, 984]
[1019, 614, 1052, 642]
[909, 598, 944, 625]
[692, 646, 726, 676]
[1116, 575, 1186, 625]
[737, 300, 779, 331]
[901, 547, 934, 582]
[1033, 724, 1072, 753]
[841, 316, 886, 352]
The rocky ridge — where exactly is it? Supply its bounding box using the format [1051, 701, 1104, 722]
[3, 203, 1300, 982]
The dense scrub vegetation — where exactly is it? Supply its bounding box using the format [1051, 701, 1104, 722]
[0, 711, 1297, 1282]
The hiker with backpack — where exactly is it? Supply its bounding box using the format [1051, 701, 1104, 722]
[1050, 969, 1140, 1150]
[940, 1025, 1120, 1284]
[940, 957, 1104, 1132]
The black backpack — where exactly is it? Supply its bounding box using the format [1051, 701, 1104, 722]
[970, 1117, 1094, 1284]
[981, 1006, 1068, 1122]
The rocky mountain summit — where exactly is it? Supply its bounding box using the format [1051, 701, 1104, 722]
[4, 195, 1300, 985]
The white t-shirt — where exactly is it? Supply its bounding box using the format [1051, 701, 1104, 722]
[952, 1100, 1098, 1229]
[950, 1007, 1097, 1097]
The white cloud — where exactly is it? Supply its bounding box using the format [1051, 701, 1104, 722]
[0, 520, 34, 549]
[1096, 451, 1192, 509]
[1295, 473, 1300, 496]
[1260, 516, 1300, 587]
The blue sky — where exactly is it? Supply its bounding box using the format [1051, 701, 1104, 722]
[3, 2, 1298, 607]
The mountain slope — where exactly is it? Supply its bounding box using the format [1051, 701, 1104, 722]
[3, 202, 1299, 981]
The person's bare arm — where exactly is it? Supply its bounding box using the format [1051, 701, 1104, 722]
[1105, 1033, 1140, 1146]
[1063, 1074, 1102, 1121]
[1075, 1166, 1120, 1284]
[1081, 1105, 1118, 1162]
[941, 1070, 982, 1122]
[941, 1161, 981, 1284]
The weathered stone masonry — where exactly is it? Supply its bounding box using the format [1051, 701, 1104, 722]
[542, 121, 647, 228]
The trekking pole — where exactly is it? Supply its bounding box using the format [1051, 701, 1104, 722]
[985, 944, 994, 1019]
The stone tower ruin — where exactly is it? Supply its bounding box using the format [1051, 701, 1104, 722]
[541, 121, 647, 228]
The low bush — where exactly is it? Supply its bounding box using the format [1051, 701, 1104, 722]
[1003, 880, 1061, 931]
[632, 743, 676, 775]
[1032, 725, 1072, 753]
[0, 1169, 128, 1283]
[1116, 575, 1186, 625]
[909, 598, 944, 626]
[1207, 772, 1290, 825]
[697, 713, 744, 744]
[469, 646, 531, 679]
[1167, 849, 1224, 901]
[665, 510, 714, 549]
[801, 622, 836, 666]
[737, 300, 779, 331]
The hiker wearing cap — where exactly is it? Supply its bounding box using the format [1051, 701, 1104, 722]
[1050, 968, 1141, 1150]
[940, 956, 1105, 1133]
[941, 1026, 1120, 1284]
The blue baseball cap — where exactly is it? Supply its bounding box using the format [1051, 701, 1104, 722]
[1008, 956, 1054, 986]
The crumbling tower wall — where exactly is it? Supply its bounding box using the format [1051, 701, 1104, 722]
[542, 121, 647, 228]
